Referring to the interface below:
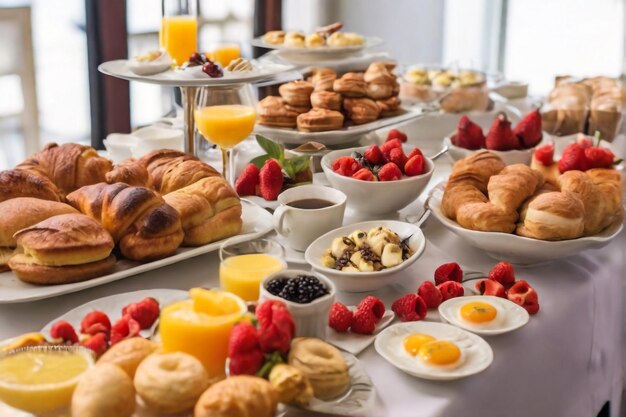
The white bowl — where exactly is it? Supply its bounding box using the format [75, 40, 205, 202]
[130, 126, 184, 158]
[103, 133, 138, 163]
[259, 269, 335, 338]
[427, 182, 624, 265]
[304, 220, 426, 292]
[443, 135, 533, 166]
[321, 145, 435, 215]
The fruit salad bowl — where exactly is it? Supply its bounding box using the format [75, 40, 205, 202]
[321, 145, 435, 215]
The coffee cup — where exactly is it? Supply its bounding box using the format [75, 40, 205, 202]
[273, 185, 346, 251]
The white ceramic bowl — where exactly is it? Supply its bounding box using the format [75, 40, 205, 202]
[103, 133, 138, 163]
[427, 182, 624, 265]
[259, 269, 335, 338]
[130, 126, 184, 158]
[304, 220, 426, 292]
[443, 135, 534, 166]
[321, 145, 435, 215]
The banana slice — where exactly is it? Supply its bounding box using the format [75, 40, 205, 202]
[350, 251, 375, 272]
[381, 243, 403, 268]
[349, 230, 368, 247]
[331, 236, 355, 258]
[341, 265, 360, 272]
[321, 250, 336, 268]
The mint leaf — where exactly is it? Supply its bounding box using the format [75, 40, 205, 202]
[250, 154, 271, 168]
[283, 161, 296, 179]
[286, 155, 310, 174]
[256, 135, 284, 161]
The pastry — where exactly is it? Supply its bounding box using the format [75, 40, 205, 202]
[288, 337, 349, 400]
[0, 169, 62, 203]
[134, 352, 209, 414]
[310, 68, 336, 92]
[366, 82, 394, 100]
[376, 96, 401, 117]
[98, 337, 158, 378]
[305, 33, 325, 48]
[279, 80, 314, 107]
[439, 84, 490, 113]
[194, 375, 277, 417]
[66, 183, 184, 262]
[343, 97, 380, 124]
[284, 103, 312, 114]
[106, 159, 152, 187]
[310, 91, 342, 111]
[297, 108, 344, 132]
[224, 58, 253, 72]
[487, 164, 544, 213]
[364, 62, 396, 84]
[343, 32, 365, 45]
[136, 150, 196, 189]
[269, 364, 314, 406]
[71, 363, 135, 417]
[515, 191, 585, 240]
[257, 96, 298, 128]
[558, 170, 610, 235]
[586, 168, 623, 226]
[333, 73, 367, 97]
[284, 32, 305, 48]
[138, 152, 219, 194]
[262, 30, 285, 45]
[9, 214, 115, 285]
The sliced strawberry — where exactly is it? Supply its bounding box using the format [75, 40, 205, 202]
[332, 156, 361, 177]
[364, 145, 384, 165]
[121, 298, 160, 329]
[110, 315, 141, 345]
[80, 333, 108, 357]
[534, 143, 554, 166]
[437, 281, 464, 301]
[417, 281, 443, 309]
[259, 158, 284, 200]
[453, 115, 485, 150]
[378, 162, 402, 181]
[485, 113, 520, 151]
[235, 163, 260, 196]
[404, 155, 425, 176]
[80, 311, 111, 336]
[391, 293, 427, 322]
[507, 280, 540, 315]
[514, 109, 543, 148]
[386, 129, 407, 143]
[352, 168, 375, 181]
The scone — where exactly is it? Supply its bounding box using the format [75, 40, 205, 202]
[257, 96, 298, 128]
[343, 97, 381, 124]
[194, 375, 278, 417]
[284, 32, 305, 48]
[310, 91, 342, 111]
[98, 337, 158, 378]
[71, 363, 135, 417]
[263, 30, 285, 45]
[297, 109, 344, 132]
[305, 33, 325, 48]
[333, 72, 367, 97]
[269, 363, 314, 406]
[279, 80, 314, 107]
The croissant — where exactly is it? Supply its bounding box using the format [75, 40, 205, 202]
[137, 149, 197, 191]
[558, 171, 609, 235]
[0, 169, 62, 203]
[585, 168, 623, 223]
[106, 159, 152, 188]
[515, 191, 585, 240]
[487, 164, 544, 213]
[66, 183, 184, 262]
[138, 150, 219, 193]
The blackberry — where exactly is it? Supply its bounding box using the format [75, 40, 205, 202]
[265, 278, 288, 296]
[274, 275, 329, 304]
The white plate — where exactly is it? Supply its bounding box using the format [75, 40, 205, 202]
[426, 182, 624, 265]
[326, 308, 395, 356]
[98, 59, 295, 87]
[0, 200, 273, 304]
[258, 49, 394, 72]
[374, 321, 493, 381]
[438, 295, 530, 336]
[254, 108, 423, 146]
[251, 36, 382, 59]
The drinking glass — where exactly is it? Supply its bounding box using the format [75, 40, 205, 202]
[219, 238, 286, 302]
[161, 0, 197, 66]
[207, 42, 242, 67]
[194, 83, 257, 182]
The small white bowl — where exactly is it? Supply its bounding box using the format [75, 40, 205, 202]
[321, 145, 435, 215]
[304, 220, 426, 292]
[259, 269, 335, 338]
[130, 126, 184, 158]
[443, 135, 533, 166]
[103, 133, 138, 163]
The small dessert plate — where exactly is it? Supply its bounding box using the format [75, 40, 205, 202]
[127, 51, 172, 76]
[326, 308, 395, 355]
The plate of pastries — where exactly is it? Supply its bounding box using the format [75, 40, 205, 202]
[427, 151, 624, 264]
[256, 62, 421, 145]
[0, 143, 273, 303]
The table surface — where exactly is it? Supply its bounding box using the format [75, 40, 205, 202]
[0, 134, 624, 417]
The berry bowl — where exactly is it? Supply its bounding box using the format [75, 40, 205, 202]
[259, 270, 336, 338]
[443, 135, 535, 166]
[321, 145, 435, 215]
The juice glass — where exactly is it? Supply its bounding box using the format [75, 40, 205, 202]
[207, 42, 241, 67]
[219, 238, 286, 302]
[161, 0, 197, 66]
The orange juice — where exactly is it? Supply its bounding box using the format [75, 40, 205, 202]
[159, 288, 246, 379]
[159, 17, 167, 49]
[163, 15, 197, 65]
[220, 254, 285, 301]
[208, 44, 241, 67]
[194, 105, 256, 148]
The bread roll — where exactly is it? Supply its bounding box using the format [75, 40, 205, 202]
[98, 337, 158, 378]
[71, 363, 135, 417]
[194, 375, 278, 417]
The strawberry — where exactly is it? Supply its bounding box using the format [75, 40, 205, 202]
[514, 110, 543, 148]
[434, 262, 463, 285]
[485, 113, 520, 151]
[558, 142, 588, 173]
[80, 311, 111, 336]
[256, 300, 295, 355]
[378, 162, 402, 181]
[404, 155, 425, 176]
[332, 156, 361, 177]
[328, 302, 353, 333]
[228, 321, 264, 375]
[584, 147, 615, 169]
[437, 281, 464, 301]
[235, 163, 260, 196]
[258, 158, 284, 201]
[121, 298, 160, 329]
[391, 293, 427, 322]
[352, 168, 375, 181]
[50, 320, 79, 344]
[406, 147, 423, 160]
[388, 148, 407, 171]
[110, 315, 141, 345]
[350, 309, 376, 334]
[475, 279, 506, 298]
[386, 129, 407, 143]
[356, 296, 385, 321]
[417, 281, 443, 309]
[488, 262, 515, 286]
[453, 115, 485, 150]
[576, 135, 593, 149]
[534, 143, 554, 166]
[507, 280, 540, 315]
[380, 138, 403, 160]
[364, 145, 384, 165]
[80, 332, 108, 357]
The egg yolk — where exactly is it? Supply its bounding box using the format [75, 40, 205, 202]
[403, 333, 436, 356]
[460, 301, 497, 323]
[418, 340, 461, 365]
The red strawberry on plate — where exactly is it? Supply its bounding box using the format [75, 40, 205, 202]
[388, 148, 407, 171]
[356, 296, 385, 321]
[417, 281, 443, 309]
[110, 315, 141, 345]
[332, 156, 361, 177]
[256, 300, 295, 355]
[352, 168, 375, 181]
[80, 333, 108, 357]
[485, 113, 520, 151]
[391, 293, 427, 322]
[434, 262, 463, 285]
[50, 320, 79, 344]
[328, 302, 353, 333]
[258, 158, 284, 201]
[558, 142, 588, 173]
[576, 135, 593, 149]
[235, 163, 260, 196]
[351, 309, 376, 334]
[378, 162, 402, 181]
[488, 261, 515, 286]
[514, 109, 543, 148]
[475, 279, 506, 298]
[533, 143, 554, 166]
[453, 115, 485, 150]
[122, 297, 160, 329]
[364, 145, 384, 165]
[80, 311, 111, 336]
[404, 154, 425, 176]
[386, 129, 407, 143]
[584, 147, 615, 169]
[228, 321, 264, 375]
[437, 281, 464, 301]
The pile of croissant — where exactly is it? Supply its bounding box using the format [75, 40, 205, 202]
[0, 143, 242, 285]
[442, 151, 623, 240]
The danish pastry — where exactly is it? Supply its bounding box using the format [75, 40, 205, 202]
[376, 96, 401, 117]
[297, 108, 344, 132]
[310, 91, 342, 111]
[343, 97, 380, 124]
[333, 73, 367, 97]
[311, 68, 336, 92]
[279, 80, 314, 107]
[257, 96, 298, 128]
[284, 32, 305, 48]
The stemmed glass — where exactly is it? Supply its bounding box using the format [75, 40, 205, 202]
[194, 84, 257, 182]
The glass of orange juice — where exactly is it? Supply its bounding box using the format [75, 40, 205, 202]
[219, 238, 286, 302]
[161, 0, 197, 66]
[194, 83, 257, 182]
[207, 42, 241, 67]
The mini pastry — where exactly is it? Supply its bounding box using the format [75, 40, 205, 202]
[305, 33, 325, 48]
[263, 30, 285, 45]
[366, 82, 395, 99]
[311, 91, 342, 111]
[71, 363, 135, 417]
[269, 363, 314, 406]
[343, 32, 365, 45]
[376, 96, 401, 117]
[297, 108, 344, 132]
[364, 62, 396, 84]
[98, 337, 158, 378]
[279, 80, 314, 107]
[404, 67, 430, 85]
[333, 73, 367, 97]
[343, 97, 380, 124]
[258, 96, 298, 128]
[288, 337, 350, 400]
[515, 191, 585, 240]
[284, 32, 305, 48]
[134, 352, 209, 414]
[311, 68, 337, 92]
[194, 375, 278, 417]
[225, 57, 253, 72]
[285, 103, 312, 114]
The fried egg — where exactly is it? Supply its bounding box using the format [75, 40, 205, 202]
[456, 301, 504, 330]
[402, 333, 464, 370]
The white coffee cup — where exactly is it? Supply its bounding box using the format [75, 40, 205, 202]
[273, 185, 347, 252]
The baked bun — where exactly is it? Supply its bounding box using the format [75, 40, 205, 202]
[269, 363, 314, 406]
[263, 30, 285, 45]
[376, 96, 401, 117]
[516, 191, 585, 240]
[284, 32, 305, 48]
[279, 80, 314, 107]
[194, 375, 278, 417]
[71, 363, 135, 417]
[98, 337, 158, 378]
[333, 73, 367, 97]
[0, 169, 62, 203]
[297, 108, 344, 132]
[310, 91, 342, 111]
[343, 97, 380, 125]
[364, 62, 396, 84]
[257, 96, 298, 128]
[310, 68, 336, 92]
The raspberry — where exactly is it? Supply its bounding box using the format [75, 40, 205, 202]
[332, 156, 361, 177]
[391, 293, 427, 322]
[364, 145, 384, 165]
[122, 298, 160, 329]
[404, 154, 425, 176]
[437, 281, 464, 301]
[507, 280, 540, 315]
[356, 296, 385, 321]
[475, 279, 506, 298]
[328, 302, 353, 333]
[417, 281, 443, 308]
[380, 138, 402, 160]
[378, 162, 402, 181]
[352, 168, 375, 181]
[406, 147, 423, 160]
[351, 308, 376, 334]
[50, 320, 79, 344]
[386, 129, 407, 143]
[80, 332, 108, 357]
[110, 315, 141, 345]
[80, 311, 111, 336]
[533, 144, 554, 166]
[434, 262, 463, 285]
[488, 262, 515, 285]
[388, 148, 407, 171]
